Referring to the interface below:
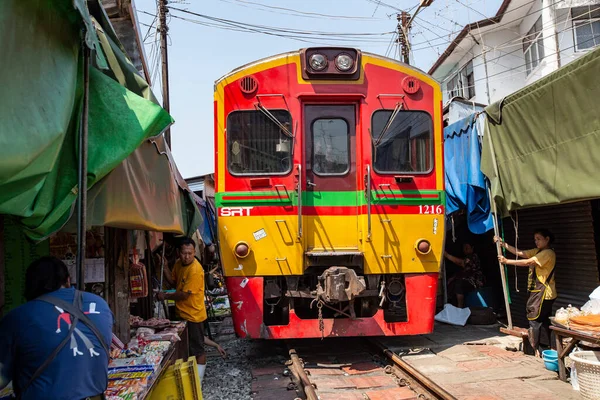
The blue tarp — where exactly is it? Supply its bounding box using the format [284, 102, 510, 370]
[444, 115, 493, 234]
[193, 194, 215, 246]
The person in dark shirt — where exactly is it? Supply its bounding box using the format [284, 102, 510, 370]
[0, 257, 113, 400]
[444, 242, 484, 308]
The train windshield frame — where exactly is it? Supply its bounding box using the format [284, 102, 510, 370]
[226, 109, 293, 176]
[370, 110, 434, 175]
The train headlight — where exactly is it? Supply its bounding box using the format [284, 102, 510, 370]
[309, 53, 328, 71]
[335, 53, 354, 71]
[234, 242, 250, 258]
[415, 239, 431, 255]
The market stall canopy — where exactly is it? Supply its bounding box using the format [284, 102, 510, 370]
[0, 0, 172, 241]
[444, 115, 493, 234]
[74, 6, 202, 236]
[79, 136, 201, 235]
[481, 47, 600, 215]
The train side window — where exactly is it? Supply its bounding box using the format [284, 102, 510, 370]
[227, 110, 293, 175]
[312, 118, 349, 175]
[371, 110, 433, 174]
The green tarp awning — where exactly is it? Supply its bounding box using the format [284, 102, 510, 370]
[0, 0, 181, 240]
[481, 47, 600, 215]
[81, 8, 202, 236]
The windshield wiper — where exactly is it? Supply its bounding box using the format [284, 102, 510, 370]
[255, 104, 294, 138]
[374, 102, 403, 146]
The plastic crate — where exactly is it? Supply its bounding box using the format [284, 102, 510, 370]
[147, 357, 203, 400]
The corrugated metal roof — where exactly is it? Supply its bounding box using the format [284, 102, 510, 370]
[188, 181, 204, 192]
[100, 0, 151, 82]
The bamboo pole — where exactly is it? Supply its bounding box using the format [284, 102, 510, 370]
[488, 186, 513, 329]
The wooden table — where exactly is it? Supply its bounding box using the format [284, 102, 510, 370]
[551, 325, 600, 381]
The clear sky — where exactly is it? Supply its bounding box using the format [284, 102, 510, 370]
[135, 0, 502, 179]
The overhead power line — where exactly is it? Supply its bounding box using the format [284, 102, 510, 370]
[219, 0, 387, 20]
[166, 7, 394, 38]
[411, 0, 566, 51]
[168, 12, 393, 45]
[440, 17, 600, 96]
[434, 2, 600, 75]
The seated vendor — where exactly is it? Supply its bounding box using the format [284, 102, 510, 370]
[444, 242, 484, 308]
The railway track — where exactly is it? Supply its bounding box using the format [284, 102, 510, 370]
[368, 340, 456, 400]
[252, 338, 457, 400]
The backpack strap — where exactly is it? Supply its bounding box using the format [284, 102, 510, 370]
[18, 290, 109, 398]
[17, 294, 80, 398]
[36, 290, 110, 356]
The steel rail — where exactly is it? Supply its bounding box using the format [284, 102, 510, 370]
[370, 340, 457, 400]
[288, 349, 318, 400]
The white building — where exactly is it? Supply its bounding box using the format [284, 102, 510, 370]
[429, 0, 600, 106]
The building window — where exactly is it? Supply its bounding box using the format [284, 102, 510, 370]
[371, 110, 433, 174]
[523, 17, 545, 75]
[312, 118, 349, 175]
[446, 60, 475, 99]
[572, 6, 600, 51]
[227, 110, 293, 175]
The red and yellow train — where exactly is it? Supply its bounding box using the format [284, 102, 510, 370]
[214, 47, 445, 339]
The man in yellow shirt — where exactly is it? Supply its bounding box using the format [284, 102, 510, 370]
[158, 238, 219, 382]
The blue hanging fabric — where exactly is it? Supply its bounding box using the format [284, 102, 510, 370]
[444, 114, 494, 234]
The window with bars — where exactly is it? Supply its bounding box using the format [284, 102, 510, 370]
[572, 6, 600, 51]
[523, 17, 545, 75]
[446, 60, 475, 100]
[371, 110, 433, 174]
[227, 110, 293, 175]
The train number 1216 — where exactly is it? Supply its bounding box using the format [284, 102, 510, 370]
[419, 205, 444, 215]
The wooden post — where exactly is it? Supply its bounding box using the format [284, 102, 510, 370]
[107, 228, 131, 343]
[158, 0, 171, 147]
[76, 42, 90, 290]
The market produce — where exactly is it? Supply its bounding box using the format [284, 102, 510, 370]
[570, 314, 600, 327]
[105, 379, 144, 400]
[129, 315, 144, 326]
[108, 365, 155, 385]
[105, 321, 186, 399]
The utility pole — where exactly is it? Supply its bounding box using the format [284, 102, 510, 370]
[158, 0, 171, 147]
[396, 11, 411, 64]
[396, 0, 434, 65]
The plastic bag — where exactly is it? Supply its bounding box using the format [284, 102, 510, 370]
[570, 347, 581, 391]
[555, 307, 569, 325]
[567, 304, 581, 318]
[589, 286, 600, 300]
[434, 303, 471, 326]
[136, 327, 155, 336]
[581, 299, 600, 315]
